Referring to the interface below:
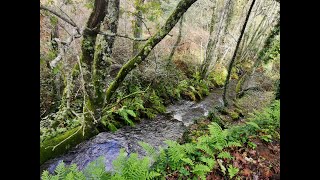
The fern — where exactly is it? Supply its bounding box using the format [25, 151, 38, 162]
[139, 141, 157, 161]
[228, 165, 239, 179]
[196, 143, 214, 157]
[41, 170, 50, 180]
[245, 121, 261, 130]
[41, 161, 86, 180]
[181, 158, 194, 165]
[218, 151, 233, 160]
[199, 157, 216, 169]
[83, 156, 108, 179]
[226, 142, 242, 148]
[191, 164, 211, 180]
[55, 161, 67, 179]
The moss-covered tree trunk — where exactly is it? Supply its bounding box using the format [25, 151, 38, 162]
[40, 0, 109, 165]
[92, 0, 120, 118]
[105, 0, 198, 103]
[223, 0, 256, 107]
[133, 0, 145, 56]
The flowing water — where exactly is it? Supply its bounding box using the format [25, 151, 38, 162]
[40, 89, 224, 174]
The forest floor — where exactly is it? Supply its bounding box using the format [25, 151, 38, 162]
[180, 88, 280, 180]
[206, 138, 280, 180]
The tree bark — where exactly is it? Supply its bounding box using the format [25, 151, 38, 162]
[133, 0, 145, 56]
[223, 0, 256, 107]
[167, 15, 184, 64]
[105, 0, 199, 103]
[40, 0, 109, 165]
[237, 17, 279, 96]
[92, 0, 120, 116]
[200, 0, 232, 79]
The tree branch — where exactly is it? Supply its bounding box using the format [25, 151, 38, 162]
[40, 4, 81, 33]
[98, 31, 149, 41]
[49, 29, 81, 68]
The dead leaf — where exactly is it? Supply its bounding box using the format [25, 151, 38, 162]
[249, 150, 256, 156]
[262, 168, 273, 178]
[241, 168, 252, 177]
[234, 152, 246, 163]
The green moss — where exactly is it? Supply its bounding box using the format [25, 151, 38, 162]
[229, 111, 239, 120]
[208, 66, 228, 87]
[40, 126, 98, 165]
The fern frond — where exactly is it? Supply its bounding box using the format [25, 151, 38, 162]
[199, 157, 216, 169]
[41, 170, 50, 180]
[182, 143, 196, 154]
[217, 151, 233, 160]
[228, 165, 239, 179]
[226, 142, 242, 148]
[181, 158, 194, 165]
[192, 164, 211, 179]
[147, 171, 161, 179]
[196, 144, 214, 157]
[113, 149, 128, 173]
[55, 161, 66, 179]
[245, 121, 261, 129]
[138, 141, 157, 160]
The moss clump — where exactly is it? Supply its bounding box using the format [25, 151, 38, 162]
[234, 108, 244, 118]
[208, 65, 228, 87]
[229, 111, 239, 120]
[40, 126, 98, 165]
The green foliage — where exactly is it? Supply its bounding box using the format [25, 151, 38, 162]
[41, 161, 86, 180]
[247, 141, 257, 149]
[208, 66, 228, 87]
[227, 165, 239, 179]
[217, 151, 233, 160]
[83, 157, 110, 179]
[227, 100, 280, 144]
[41, 100, 279, 179]
[111, 149, 160, 180]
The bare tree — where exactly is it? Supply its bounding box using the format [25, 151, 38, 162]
[222, 0, 256, 107]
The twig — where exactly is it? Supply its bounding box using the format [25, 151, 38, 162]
[40, 4, 80, 33]
[50, 29, 81, 68]
[98, 31, 149, 41]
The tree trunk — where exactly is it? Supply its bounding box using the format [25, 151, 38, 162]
[105, 0, 199, 103]
[133, 0, 145, 56]
[167, 15, 184, 64]
[200, 0, 232, 79]
[92, 0, 120, 117]
[40, 0, 109, 165]
[222, 0, 256, 107]
[236, 17, 280, 97]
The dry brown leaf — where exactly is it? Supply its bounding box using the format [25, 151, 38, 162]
[241, 168, 252, 177]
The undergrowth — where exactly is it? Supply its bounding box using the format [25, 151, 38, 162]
[42, 100, 279, 179]
[40, 70, 214, 142]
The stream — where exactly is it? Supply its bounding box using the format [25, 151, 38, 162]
[40, 89, 224, 174]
